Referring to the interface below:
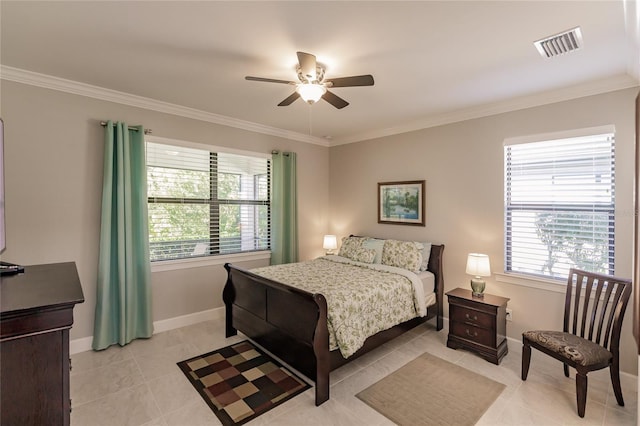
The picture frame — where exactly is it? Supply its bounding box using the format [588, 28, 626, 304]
[378, 180, 425, 226]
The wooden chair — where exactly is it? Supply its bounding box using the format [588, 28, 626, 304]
[521, 268, 632, 418]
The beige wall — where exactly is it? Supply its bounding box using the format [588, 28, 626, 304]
[329, 87, 639, 374]
[2, 79, 637, 375]
[0, 81, 330, 341]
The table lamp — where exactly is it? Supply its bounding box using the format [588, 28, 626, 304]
[466, 253, 491, 297]
[323, 235, 338, 255]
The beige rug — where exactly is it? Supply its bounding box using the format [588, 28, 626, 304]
[356, 352, 505, 426]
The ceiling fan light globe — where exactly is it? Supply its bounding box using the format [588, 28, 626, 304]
[296, 83, 326, 104]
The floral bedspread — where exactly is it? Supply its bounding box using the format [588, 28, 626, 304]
[251, 256, 425, 358]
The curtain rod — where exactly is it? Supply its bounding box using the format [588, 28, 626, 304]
[100, 121, 152, 135]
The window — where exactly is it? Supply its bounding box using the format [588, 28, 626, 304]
[146, 141, 270, 262]
[504, 130, 615, 280]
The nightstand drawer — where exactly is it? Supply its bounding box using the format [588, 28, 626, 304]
[450, 321, 494, 347]
[446, 288, 510, 364]
[450, 305, 493, 329]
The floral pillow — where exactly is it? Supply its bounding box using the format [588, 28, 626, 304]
[348, 247, 377, 264]
[381, 239, 424, 273]
[338, 236, 375, 263]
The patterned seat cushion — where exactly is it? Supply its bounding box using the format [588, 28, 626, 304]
[523, 330, 612, 367]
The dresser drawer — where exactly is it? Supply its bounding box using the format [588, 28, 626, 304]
[450, 321, 494, 347]
[450, 304, 494, 329]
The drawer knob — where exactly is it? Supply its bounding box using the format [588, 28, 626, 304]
[465, 313, 478, 321]
[465, 328, 478, 337]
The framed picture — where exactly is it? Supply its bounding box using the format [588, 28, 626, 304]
[378, 180, 425, 226]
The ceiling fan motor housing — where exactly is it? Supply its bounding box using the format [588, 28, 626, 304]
[297, 65, 325, 84]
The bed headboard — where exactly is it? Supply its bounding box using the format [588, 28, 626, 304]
[429, 244, 444, 293]
[348, 235, 444, 287]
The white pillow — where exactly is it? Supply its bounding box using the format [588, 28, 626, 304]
[419, 242, 432, 271]
[363, 238, 385, 264]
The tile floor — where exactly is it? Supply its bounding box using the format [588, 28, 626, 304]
[70, 317, 637, 425]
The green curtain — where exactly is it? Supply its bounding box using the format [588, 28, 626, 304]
[271, 151, 298, 265]
[93, 121, 153, 350]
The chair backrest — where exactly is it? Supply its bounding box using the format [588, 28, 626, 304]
[563, 268, 632, 354]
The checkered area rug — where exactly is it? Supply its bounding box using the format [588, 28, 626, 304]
[177, 340, 311, 426]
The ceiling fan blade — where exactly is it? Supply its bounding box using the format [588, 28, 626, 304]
[322, 90, 349, 109]
[297, 51, 317, 81]
[246, 76, 296, 85]
[325, 75, 375, 87]
[278, 92, 300, 106]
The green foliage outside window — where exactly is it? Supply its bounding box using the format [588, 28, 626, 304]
[534, 211, 610, 276]
[148, 167, 209, 248]
[147, 165, 269, 260]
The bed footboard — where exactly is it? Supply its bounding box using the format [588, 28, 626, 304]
[223, 263, 330, 405]
[222, 243, 444, 407]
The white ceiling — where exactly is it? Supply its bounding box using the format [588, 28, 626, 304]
[1, 1, 638, 145]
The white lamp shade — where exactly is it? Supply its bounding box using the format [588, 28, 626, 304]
[297, 83, 327, 103]
[323, 235, 338, 250]
[466, 253, 491, 277]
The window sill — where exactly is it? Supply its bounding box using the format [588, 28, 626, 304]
[495, 272, 566, 294]
[150, 251, 271, 272]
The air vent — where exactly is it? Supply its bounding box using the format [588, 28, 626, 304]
[534, 27, 583, 58]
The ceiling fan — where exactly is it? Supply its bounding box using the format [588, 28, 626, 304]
[245, 51, 374, 109]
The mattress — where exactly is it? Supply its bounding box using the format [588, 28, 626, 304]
[418, 270, 437, 308]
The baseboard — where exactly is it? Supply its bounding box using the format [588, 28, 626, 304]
[69, 307, 225, 355]
[71, 310, 638, 381]
[69, 336, 94, 355]
[153, 307, 224, 333]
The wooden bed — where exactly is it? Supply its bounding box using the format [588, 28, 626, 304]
[222, 243, 444, 406]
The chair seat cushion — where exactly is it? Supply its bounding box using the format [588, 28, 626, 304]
[523, 330, 612, 367]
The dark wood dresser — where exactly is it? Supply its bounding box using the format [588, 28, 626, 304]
[1, 262, 85, 425]
[446, 287, 509, 364]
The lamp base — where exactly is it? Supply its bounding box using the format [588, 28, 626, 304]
[470, 277, 485, 298]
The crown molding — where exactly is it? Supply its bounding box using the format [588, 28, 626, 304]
[2, 65, 637, 148]
[0, 65, 329, 147]
[332, 74, 639, 146]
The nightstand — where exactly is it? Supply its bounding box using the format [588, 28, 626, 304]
[446, 288, 509, 364]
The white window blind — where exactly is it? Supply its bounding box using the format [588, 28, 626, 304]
[146, 142, 270, 262]
[504, 132, 615, 280]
